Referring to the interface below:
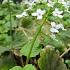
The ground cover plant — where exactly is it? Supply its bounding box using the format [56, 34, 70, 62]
[0, 0, 70, 70]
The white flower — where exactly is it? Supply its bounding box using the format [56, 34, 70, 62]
[58, 0, 70, 8]
[50, 28, 59, 33]
[53, 8, 63, 18]
[65, 1, 70, 8]
[16, 15, 23, 19]
[55, 24, 66, 30]
[33, 0, 47, 3]
[50, 22, 66, 40]
[21, 12, 28, 16]
[29, 0, 36, 2]
[16, 11, 28, 19]
[32, 9, 45, 20]
[42, 0, 47, 3]
[47, 2, 54, 7]
[58, 0, 66, 5]
[24, 0, 35, 8]
[50, 22, 66, 33]
[51, 22, 56, 28]
[48, 0, 52, 3]
[58, 0, 65, 3]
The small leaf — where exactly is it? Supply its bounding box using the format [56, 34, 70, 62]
[23, 64, 36, 70]
[65, 60, 70, 64]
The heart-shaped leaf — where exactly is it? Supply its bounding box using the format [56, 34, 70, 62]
[23, 64, 36, 70]
[10, 64, 36, 70]
[9, 66, 22, 70]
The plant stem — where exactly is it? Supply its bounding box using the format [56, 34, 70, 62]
[20, 56, 24, 67]
[7, 0, 25, 67]
[26, 18, 46, 64]
[8, 0, 12, 36]
[26, 8, 51, 64]
[60, 48, 70, 58]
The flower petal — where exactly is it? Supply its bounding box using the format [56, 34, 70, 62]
[32, 13, 37, 16]
[16, 15, 23, 18]
[58, 15, 63, 18]
[37, 15, 42, 20]
[51, 22, 56, 28]
[50, 28, 59, 33]
[21, 12, 28, 16]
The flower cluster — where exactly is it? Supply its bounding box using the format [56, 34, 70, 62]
[15, 0, 69, 39]
[50, 22, 66, 39]
[50, 22, 66, 33]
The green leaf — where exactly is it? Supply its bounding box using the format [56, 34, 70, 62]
[23, 64, 36, 70]
[21, 17, 33, 28]
[0, 54, 17, 70]
[0, 25, 9, 33]
[20, 39, 42, 57]
[5, 16, 17, 28]
[57, 30, 70, 45]
[0, 34, 12, 47]
[65, 60, 70, 64]
[0, 46, 9, 56]
[38, 48, 68, 70]
[12, 31, 28, 48]
[10, 64, 36, 70]
[48, 16, 62, 23]
[9, 66, 22, 70]
[44, 35, 65, 52]
[65, 60, 70, 68]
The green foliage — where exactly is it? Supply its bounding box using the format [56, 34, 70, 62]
[44, 35, 65, 52]
[0, 0, 70, 70]
[38, 48, 68, 70]
[10, 64, 36, 70]
[10, 66, 22, 70]
[20, 39, 42, 57]
[21, 17, 33, 28]
[12, 30, 28, 48]
[23, 64, 36, 70]
[0, 53, 17, 70]
[44, 30, 70, 52]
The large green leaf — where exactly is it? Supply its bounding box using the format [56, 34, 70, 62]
[9, 66, 22, 70]
[38, 48, 68, 70]
[0, 54, 17, 70]
[12, 30, 28, 48]
[20, 39, 42, 57]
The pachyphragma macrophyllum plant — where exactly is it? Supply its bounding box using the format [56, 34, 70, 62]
[0, 0, 70, 70]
